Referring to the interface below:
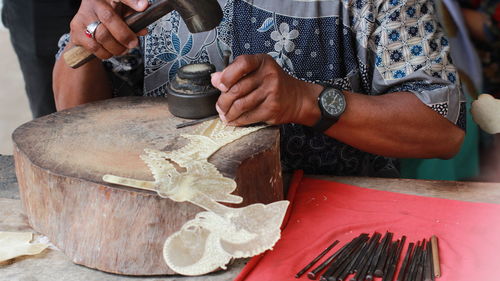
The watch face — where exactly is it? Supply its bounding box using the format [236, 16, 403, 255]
[320, 88, 345, 117]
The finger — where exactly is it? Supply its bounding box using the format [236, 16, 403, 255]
[95, 26, 128, 55]
[70, 17, 113, 59]
[94, 0, 139, 49]
[136, 28, 148, 36]
[122, 4, 141, 16]
[120, 0, 149, 11]
[215, 73, 261, 114]
[227, 103, 271, 126]
[214, 55, 263, 92]
[211, 71, 224, 91]
[223, 90, 267, 124]
[121, 5, 149, 36]
[109, 0, 122, 9]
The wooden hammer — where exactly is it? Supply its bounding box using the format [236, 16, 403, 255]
[63, 0, 223, 68]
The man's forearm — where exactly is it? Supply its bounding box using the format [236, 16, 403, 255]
[212, 54, 464, 160]
[53, 45, 113, 111]
[461, 8, 489, 42]
[299, 90, 465, 159]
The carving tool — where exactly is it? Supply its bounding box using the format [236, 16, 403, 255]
[431, 236, 441, 278]
[308, 235, 365, 280]
[321, 234, 368, 281]
[408, 242, 423, 281]
[337, 240, 368, 280]
[380, 241, 397, 281]
[374, 232, 394, 277]
[384, 237, 406, 281]
[403, 241, 419, 281]
[424, 239, 435, 281]
[295, 240, 340, 278]
[350, 238, 371, 274]
[415, 240, 427, 281]
[175, 115, 219, 129]
[351, 232, 381, 281]
[397, 242, 414, 281]
[367, 231, 392, 279]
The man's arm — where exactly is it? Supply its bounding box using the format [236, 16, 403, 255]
[461, 8, 490, 42]
[53, 43, 113, 110]
[52, 0, 148, 110]
[211, 54, 464, 160]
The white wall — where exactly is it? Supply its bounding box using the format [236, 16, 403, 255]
[0, 0, 4, 30]
[0, 29, 31, 155]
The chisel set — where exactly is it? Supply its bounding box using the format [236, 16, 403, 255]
[295, 232, 441, 281]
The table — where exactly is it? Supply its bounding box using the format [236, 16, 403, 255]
[1, 155, 499, 280]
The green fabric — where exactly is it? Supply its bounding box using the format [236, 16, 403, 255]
[400, 100, 479, 181]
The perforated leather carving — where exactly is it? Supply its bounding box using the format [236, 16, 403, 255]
[103, 119, 288, 275]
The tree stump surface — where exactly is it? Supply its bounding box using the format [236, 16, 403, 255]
[12, 97, 283, 275]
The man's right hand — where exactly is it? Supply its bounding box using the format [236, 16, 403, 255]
[69, 0, 149, 59]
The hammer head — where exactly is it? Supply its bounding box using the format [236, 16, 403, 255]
[170, 0, 224, 33]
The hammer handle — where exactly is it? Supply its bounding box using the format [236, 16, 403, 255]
[64, 0, 173, 69]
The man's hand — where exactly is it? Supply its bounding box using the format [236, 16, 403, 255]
[461, 8, 490, 42]
[211, 54, 323, 126]
[69, 0, 149, 59]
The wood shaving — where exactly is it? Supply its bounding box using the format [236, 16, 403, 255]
[0, 231, 49, 263]
[103, 119, 289, 275]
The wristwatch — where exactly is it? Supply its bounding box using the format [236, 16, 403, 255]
[312, 87, 346, 132]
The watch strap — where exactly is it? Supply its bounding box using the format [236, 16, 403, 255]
[312, 115, 339, 132]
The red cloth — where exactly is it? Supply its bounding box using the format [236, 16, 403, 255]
[235, 171, 500, 281]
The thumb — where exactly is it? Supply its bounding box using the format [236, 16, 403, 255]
[211, 72, 228, 92]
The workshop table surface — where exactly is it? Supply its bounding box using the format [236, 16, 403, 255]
[1, 154, 500, 281]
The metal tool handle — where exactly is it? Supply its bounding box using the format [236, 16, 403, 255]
[63, 0, 173, 69]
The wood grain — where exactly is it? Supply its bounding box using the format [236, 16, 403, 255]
[315, 176, 500, 204]
[12, 97, 283, 275]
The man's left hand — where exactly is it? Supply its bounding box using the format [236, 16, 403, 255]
[211, 54, 323, 126]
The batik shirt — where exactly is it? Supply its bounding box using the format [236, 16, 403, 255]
[58, 0, 465, 177]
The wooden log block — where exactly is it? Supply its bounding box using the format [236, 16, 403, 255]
[12, 97, 283, 275]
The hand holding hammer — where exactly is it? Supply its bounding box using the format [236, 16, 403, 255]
[64, 0, 223, 68]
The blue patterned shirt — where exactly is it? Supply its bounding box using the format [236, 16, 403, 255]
[59, 0, 466, 177]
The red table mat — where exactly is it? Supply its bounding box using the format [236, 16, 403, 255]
[235, 171, 500, 281]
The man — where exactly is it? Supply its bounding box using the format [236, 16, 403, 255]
[2, 0, 80, 118]
[53, 0, 465, 176]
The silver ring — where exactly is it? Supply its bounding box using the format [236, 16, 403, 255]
[85, 20, 101, 39]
